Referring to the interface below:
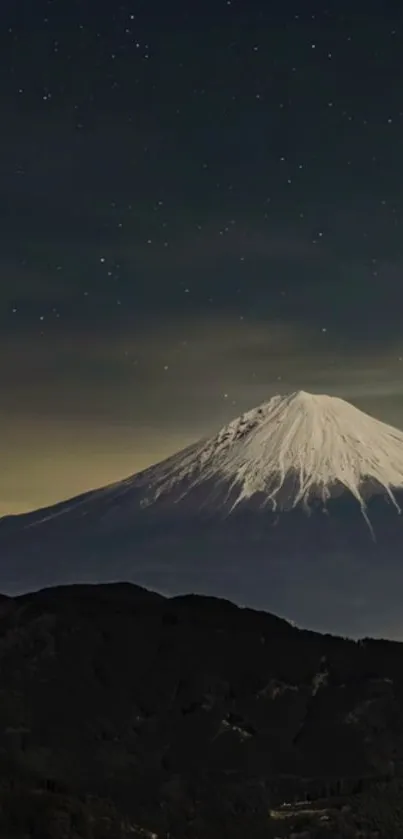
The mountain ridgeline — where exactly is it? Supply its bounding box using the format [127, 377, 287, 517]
[2, 391, 403, 638]
[0, 583, 403, 838]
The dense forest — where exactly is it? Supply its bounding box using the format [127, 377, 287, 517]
[1, 583, 403, 837]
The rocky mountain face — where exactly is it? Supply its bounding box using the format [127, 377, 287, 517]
[1, 583, 403, 837]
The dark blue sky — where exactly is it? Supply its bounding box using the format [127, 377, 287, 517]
[2, 0, 403, 512]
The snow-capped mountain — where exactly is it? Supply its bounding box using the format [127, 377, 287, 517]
[128, 389, 403, 520]
[2, 390, 403, 639]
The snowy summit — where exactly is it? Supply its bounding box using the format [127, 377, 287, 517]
[140, 390, 403, 518]
[19, 390, 403, 528]
[3, 389, 403, 637]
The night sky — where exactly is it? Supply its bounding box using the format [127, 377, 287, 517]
[2, 0, 403, 514]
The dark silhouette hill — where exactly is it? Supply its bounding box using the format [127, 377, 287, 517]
[1, 583, 403, 836]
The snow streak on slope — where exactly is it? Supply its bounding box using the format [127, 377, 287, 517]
[138, 391, 403, 522]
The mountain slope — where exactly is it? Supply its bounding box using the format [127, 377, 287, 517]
[0, 582, 403, 838]
[2, 391, 403, 639]
[9, 389, 403, 522]
[136, 389, 403, 515]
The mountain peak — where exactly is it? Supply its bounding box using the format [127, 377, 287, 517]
[4, 391, 403, 634]
[274, 389, 350, 407]
[14, 391, 403, 539]
[142, 391, 403, 523]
